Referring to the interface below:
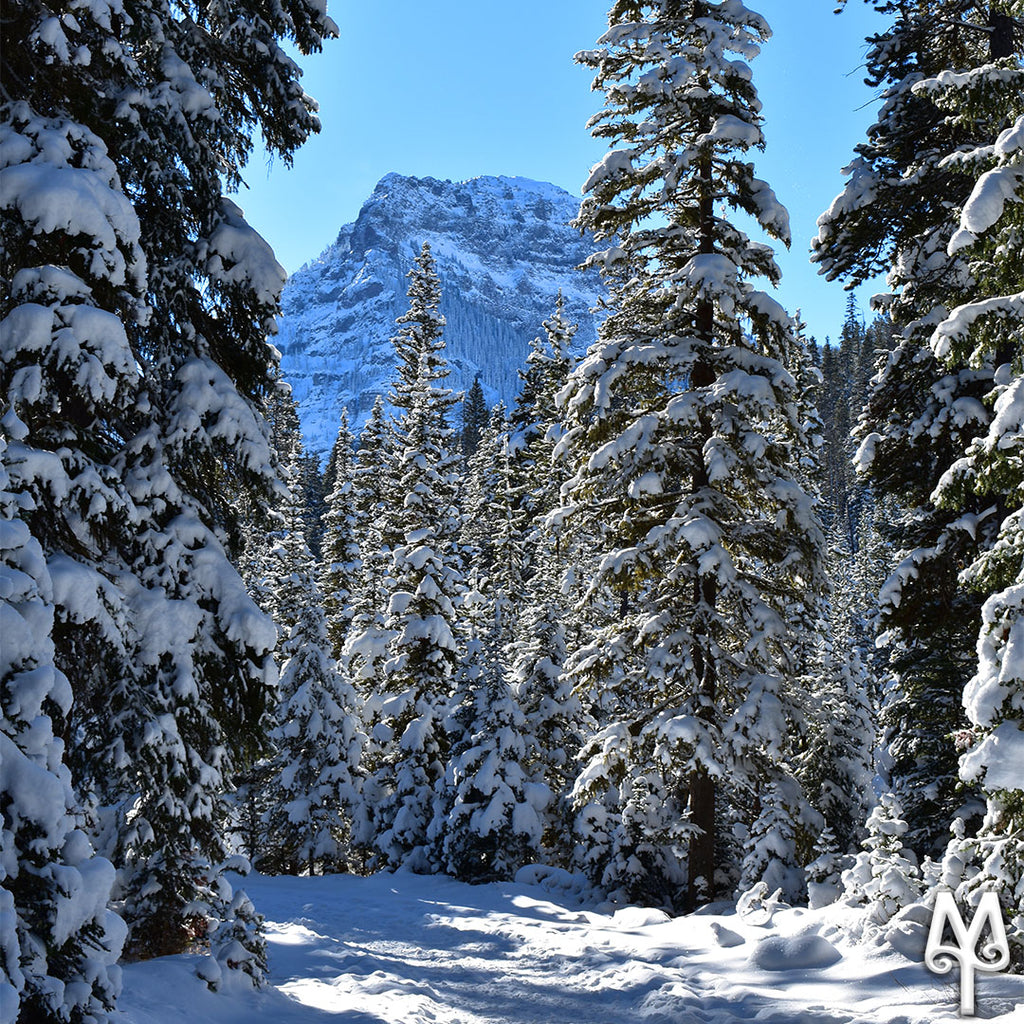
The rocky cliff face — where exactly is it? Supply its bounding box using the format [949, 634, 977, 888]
[275, 173, 602, 457]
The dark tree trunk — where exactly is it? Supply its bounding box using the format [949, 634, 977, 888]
[687, 766, 716, 910]
[686, 562, 719, 911]
[988, 12, 1015, 59]
[684, 147, 719, 913]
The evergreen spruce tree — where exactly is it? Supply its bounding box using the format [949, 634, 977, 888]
[805, 825, 846, 910]
[506, 295, 584, 864]
[234, 372, 295, 618]
[320, 410, 361, 660]
[798, 575, 876, 857]
[262, 410, 364, 876]
[343, 399, 397, 856]
[824, 1, 1022, 956]
[737, 777, 807, 900]
[224, 377, 299, 875]
[821, 295, 863, 546]
[1, 102, 144, 1014]
[562, 0, 826, 911]
[265, 392, 312, 639]
[461, 404, 511, 576]
[510, 292, 577, 454]
[509, 292, 579, 570]
[841, 793, 924, 936]
[463, 405, 527, 650]
[364, 244, 464, 870]
[914, 52, 1024, 959]
[434, 408, 540, 881]
[344, 395, 396, 695]
[508, 547, 582, 866]
[2, 0, 336, 992]
[461, 377, 488, 463]
[435, 581, 542, 882]
[488, 424, 528, 659]
[1, 437, 124, 1022]
[299, 451, 329, 560]
[819, 2, 1019, 880]
[816, 0, 1008, 860]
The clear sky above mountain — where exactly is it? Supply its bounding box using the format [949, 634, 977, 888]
[235, 1, 886, 346]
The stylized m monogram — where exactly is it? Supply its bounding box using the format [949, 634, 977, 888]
[925, 890, 1010, 1016]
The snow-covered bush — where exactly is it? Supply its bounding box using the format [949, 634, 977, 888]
[841, 794, 924, 939]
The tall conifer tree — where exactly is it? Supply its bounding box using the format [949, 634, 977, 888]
[2, 0, 336, 993]
[507, 296, 584, 862]
[265, 421, 364, 876]
[461, 377, 488, 463]
[915, 49, 1024, 958]
[345, 395, 396, 695]
[363, 244, 464, 870]
[0, 435, 124, 1022]
[320, 410, 361, 660]
[436, 579, 542, 882]
[818, 0, 1020, 864]
[563, 0, 826, 910]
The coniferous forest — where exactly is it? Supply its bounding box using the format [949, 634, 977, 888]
[1, 1, 1022, 1021]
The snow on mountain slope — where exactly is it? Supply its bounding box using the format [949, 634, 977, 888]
[275, 173, 603, 457]
[117, 870, 1024, 1023]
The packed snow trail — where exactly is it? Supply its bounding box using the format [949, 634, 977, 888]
[117, 870, 1023, 1024]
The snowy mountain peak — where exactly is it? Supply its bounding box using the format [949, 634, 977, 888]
[277, 173, 602, 456]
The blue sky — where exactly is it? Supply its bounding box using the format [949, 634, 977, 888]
[235, 1, 886, 346]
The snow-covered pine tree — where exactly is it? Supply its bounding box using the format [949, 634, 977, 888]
[435, 580, 542, 882]
[795, 300, 876, 848]
[299, 450, 329, 560]
[365, 244, 464, 871]
[225, 377, 300, 873]
[2, 0, 336, 982]
[433, 400, 545, 881]
[562, 0, 826, 911]
[737, 777, 807, 900]
[819, 296, 863, 543]
[486, 422, 528, 661]
[233, 373, 295, 620]
[0, 100, 144, 1016]
[509, 292, 578, 549]
[507, 547, 582, 867]
[841, 793, 924, 937]
[264, 427, 364, 876]
[344, 395, 396, 695]
[815, 0, 1007, 859]
[461, 404, 512, 576]
[1, 435, 124, 1024]
[265, 390, 312, 638]
[342, 399, 396, 850]
[798, 566, 876, 859]
[0, 98, 266, 974]
[506, 295, 584, 864]
[390, 243, 451, 418]
[510, 292, 577, 453]
[461, 377, 488, 463]
[824, 0, 1023, 957]
[790, 312, 826, 489]
[320, 410, 361, 660]
[912, 51, 1024, 961]
[460, 403, 528, 657]
[782, 317, 872, 864]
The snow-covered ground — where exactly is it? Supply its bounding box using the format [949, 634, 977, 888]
[118, 870, 1023, 1024]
